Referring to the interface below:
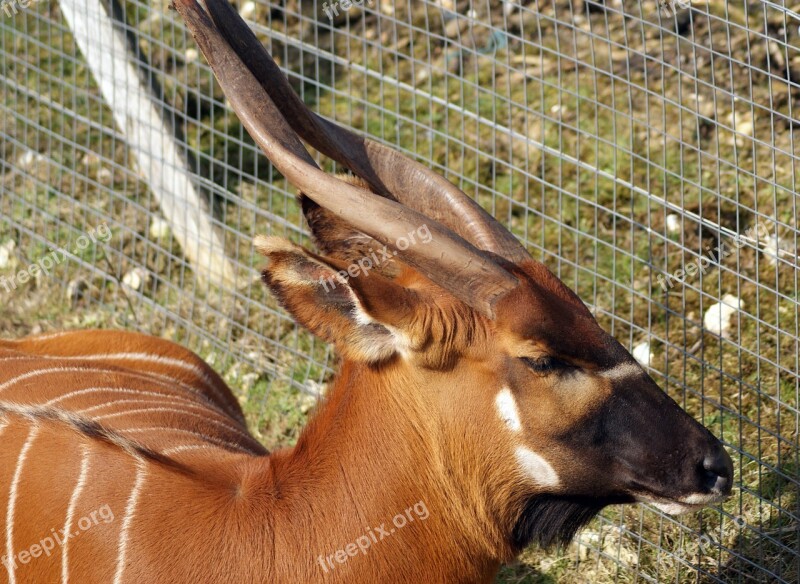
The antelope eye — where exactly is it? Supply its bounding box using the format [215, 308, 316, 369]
[521, 356, 570, 374]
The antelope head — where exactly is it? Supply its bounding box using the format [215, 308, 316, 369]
[176, 0, 733, 560]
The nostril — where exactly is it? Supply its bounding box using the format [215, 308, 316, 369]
[700, 466, 724, 492]
[701, 449, 733, 494]
[702, 455, 724, 475]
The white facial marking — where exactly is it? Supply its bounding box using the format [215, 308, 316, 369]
[678, 492, 719, 505]
[495, 387, 522, 432]
[599, 362, 642, 382]
[515, 446, 560, 488]
[651, 501, 704, 515]
[637, 492, 723, 515]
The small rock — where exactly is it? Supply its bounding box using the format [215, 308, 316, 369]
[299, 394, 318, 415]
[122, 267, 151, 292]
[538, 557, 558, 572]
[81, 153, 101, 167]
[632, 341, 653, 368]
[239, 1, 256, 19]
[97, 167, 113, 185]
[0, 240, 15, 269]
[666, 213, 681, 234]
[305, 380, 327, 398]
[444, 18, 466, 38]
[576, 529, 602, 561]
[703, 294, 744, 338]
[380, 1, 394, 15]
[17, 150, 45, 170]
[727, 110, 754, 148]
[66, 278, 89, 302]
[149, 216, 171, 240]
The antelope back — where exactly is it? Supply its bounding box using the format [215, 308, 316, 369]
[0, 331, 270, 583]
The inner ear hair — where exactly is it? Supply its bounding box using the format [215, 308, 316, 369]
[254, 235, 410, 363]
[299, 174, 402, 279]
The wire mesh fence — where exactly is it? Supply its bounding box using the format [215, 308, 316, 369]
[1, 0, 798, 581]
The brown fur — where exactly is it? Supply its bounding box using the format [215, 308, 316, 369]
[0, 328, 513, 583]
[0, 229, 731, 583]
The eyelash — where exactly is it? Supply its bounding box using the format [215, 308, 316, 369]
[521, 356, 569, 374]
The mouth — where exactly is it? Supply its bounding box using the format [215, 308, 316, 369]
[634, 491, 730, 515]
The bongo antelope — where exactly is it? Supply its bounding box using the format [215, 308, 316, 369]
[0, 0, 732, 581]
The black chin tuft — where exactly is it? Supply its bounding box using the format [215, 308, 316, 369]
[511, 494, 618, 551]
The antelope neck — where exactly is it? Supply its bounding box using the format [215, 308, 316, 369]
[246, 360, 503, 583]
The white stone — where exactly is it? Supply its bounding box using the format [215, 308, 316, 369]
[703, 294, 744, 337]
[305, 380, 327, 398]
[632, 341, 653, 368]
[0, 240, 14, 269]
[97, 167, 112, 185]
[149, 216, 171, 240]
[122, 267, 151, 291]
[666, 213, 681, 234]
[727, 110, 754, 148]
[17, 150, 45, 169]
[66, 279, 89, 302]
[239, 1, 256, 19]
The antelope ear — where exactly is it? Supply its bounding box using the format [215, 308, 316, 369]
[298, 175, 402, 279]
[255, 236, 415, 363]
